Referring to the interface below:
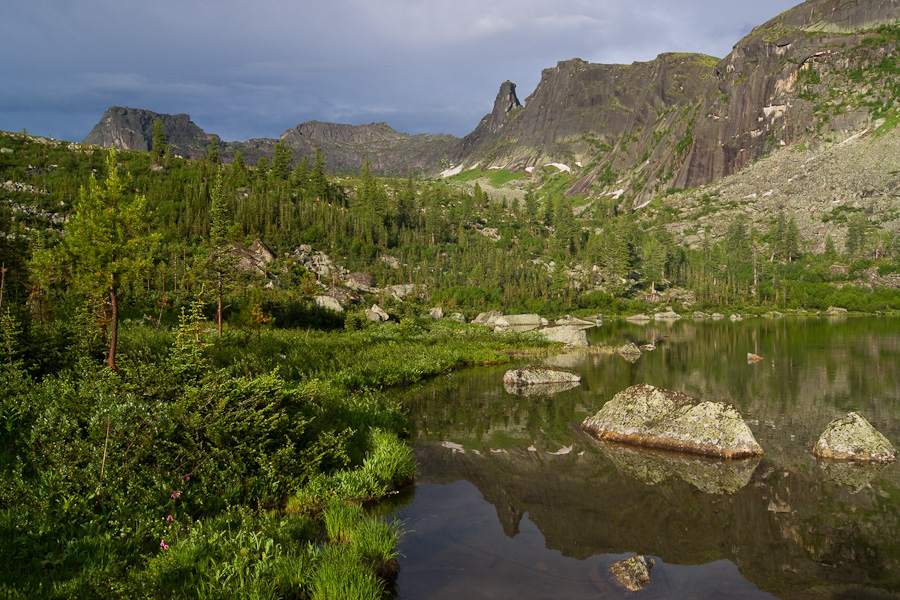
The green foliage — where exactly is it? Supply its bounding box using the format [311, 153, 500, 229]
[150, 119, 169, 167]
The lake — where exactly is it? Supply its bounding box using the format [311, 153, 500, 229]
[389, 316, 900, 599]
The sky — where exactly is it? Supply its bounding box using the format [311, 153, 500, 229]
[1, 0, 803, 143]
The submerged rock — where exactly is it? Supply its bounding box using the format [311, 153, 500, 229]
[618, 343, 642, 362]
[581, 384, 763, 459]
[609, 555, 655, 592]
[813, 412, 897, 462]
[503, 366, 581, 387]
[626, 314, 651, 322]
[539, 325, 590, 347]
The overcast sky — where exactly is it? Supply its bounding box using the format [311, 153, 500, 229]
[1, 0, 802, 143]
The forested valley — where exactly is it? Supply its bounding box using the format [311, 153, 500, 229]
[2, 126, 900, 599]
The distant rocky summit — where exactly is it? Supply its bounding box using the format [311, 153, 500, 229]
[82, 0, 900, 204]
[582, 384, 763, 459]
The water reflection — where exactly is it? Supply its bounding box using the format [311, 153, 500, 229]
[815, 459, 893, 493]
[397, 317, 900, 599]
[503, 380, 581, 397]
[591, 439, 761, 494]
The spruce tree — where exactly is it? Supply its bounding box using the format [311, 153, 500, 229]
[150, 119, 169, 166]
[31, 148, 156, 372]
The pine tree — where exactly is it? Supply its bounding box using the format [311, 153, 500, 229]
[31, 148, 157, 371]
[207, 171, 235, 337]
[150, 119, 169, 166]
[271, 139, 293, 180]
[310, 148, 327, 201]
[206, 135, 220, 165]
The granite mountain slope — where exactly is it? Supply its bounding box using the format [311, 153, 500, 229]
[83, 0, 900, 205]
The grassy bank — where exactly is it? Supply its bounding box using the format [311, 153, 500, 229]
[0, 309, 544, 599]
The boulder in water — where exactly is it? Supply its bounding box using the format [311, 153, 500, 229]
[813, 412, 897, 462]
[582, 384, 763, 459]
[610, 555, 655, 592]
[503, 366, 581, 386]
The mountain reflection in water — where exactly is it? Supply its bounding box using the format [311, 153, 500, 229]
[394, 317, 900, 599]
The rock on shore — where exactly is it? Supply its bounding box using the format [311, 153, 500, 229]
[581, 384, 763, 459]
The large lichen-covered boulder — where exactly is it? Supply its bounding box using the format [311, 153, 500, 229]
[473, 310, 503, 326]
[581, 384, 763, 459]
[365, 304, 389, 322]
[813, 412, 897, 462]
[494, 314, 544, 331]
[503, 366, 581, 386]
[539, 325, 589, 347]
[314, 296, 344, 313]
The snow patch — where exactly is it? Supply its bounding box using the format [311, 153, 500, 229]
[440, 165, 464, 178]
[549, 445, 573, 456]
[744, 193, 758, 199]
[545, 162, 571, 174]
[762, 190, 774, 197]
[610, 189, 625, 200]
[525, 166, 535, 173]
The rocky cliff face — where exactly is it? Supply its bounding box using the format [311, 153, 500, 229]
[679, 0, 900, 193]
[83, 107, 211, 159]
[82, 0, 900, 200]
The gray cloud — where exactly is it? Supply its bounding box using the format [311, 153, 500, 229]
[1, 0, 801, 142]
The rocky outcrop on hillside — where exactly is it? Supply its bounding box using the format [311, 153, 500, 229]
[278, 121, 458, 174]
[83, 107, 210, 159]
[680, 0, 900, 194]
[453, 80, 522, 159]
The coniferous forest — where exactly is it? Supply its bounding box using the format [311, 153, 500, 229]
[2, 127, 900, 598]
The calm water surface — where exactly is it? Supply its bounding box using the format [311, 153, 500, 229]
[391, 316, 900, 599]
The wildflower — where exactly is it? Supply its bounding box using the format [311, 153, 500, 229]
[171, 490, 181, 500]
[184, 475, 190, 482]
[160, 539, 169, 550]
[166, 515, 174, 522]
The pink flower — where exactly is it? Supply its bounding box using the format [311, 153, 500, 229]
[171, 490, 181, 500]
[184, 475, 191, 482]
[160, 539, 169, 550]
[166, 515, 174, 522]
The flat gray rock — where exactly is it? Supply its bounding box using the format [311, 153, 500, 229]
[503, 366, 581, 386]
